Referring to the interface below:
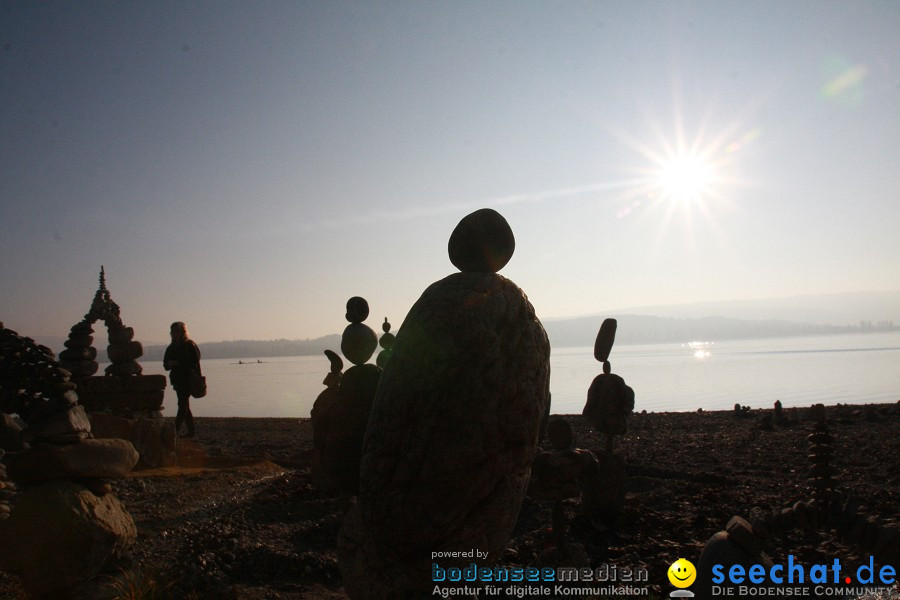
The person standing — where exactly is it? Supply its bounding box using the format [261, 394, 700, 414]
[163, 321, 201, 437]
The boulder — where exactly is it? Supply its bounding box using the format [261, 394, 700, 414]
[8, 438, 139, 484]
[0, 479, 136, 596]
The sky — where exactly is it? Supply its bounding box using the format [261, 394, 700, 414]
[2, 1, 899, 346]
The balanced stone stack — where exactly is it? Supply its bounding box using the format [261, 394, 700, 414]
[58, 320, 99, 377]
[0, 322, 138, 596]
[320, 297, 382, 495]
[338, 208, 551, 599]
[375, 318, 394, 368]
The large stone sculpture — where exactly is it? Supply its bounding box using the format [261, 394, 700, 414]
[338, 208, 551, 599]
[60, 268, 174, 468]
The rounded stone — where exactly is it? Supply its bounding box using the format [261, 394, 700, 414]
[345, 297, 370, 323]
[447, 208, 515, 273]
[341, 323, 378, 366]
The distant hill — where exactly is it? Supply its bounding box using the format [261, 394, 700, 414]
[47, 290, 899, 361]
[601, 290, 900, 327]
[139, 334, 342, 362]
[541, 314, 895, 348]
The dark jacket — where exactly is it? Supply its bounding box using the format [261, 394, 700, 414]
[163, 339, 201, 391]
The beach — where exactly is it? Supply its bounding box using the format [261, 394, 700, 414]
[1, 403, 897, 599]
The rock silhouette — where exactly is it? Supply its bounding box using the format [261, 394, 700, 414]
[339, 208, 550, 599]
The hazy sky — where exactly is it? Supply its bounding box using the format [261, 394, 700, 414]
[2, 1, 898, 345]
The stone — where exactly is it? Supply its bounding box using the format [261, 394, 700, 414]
[59, 346, 97, 362]
[88, 412, 176, 468]
[8, 438, 139, 484]
[104, 360, 142, 376]
[1, 412, 25, 450]
[593, 318, 617, 363]
[27, 404, 92, 441]
[447, 208, 515, 273]
[107, 340, 143, 363]
[583, 372, 635, 435]
[107, 325, 134, 345]
[345, 296, 370, 323]
[695, 530, 770, 600]
[339, 269, 549, 599]
[62, 359, 99, 377]
[64, 335, 93, 349]
[0, 479, 136, 596]
[323, 363, 381, 494]
[341, 323, 378, 367]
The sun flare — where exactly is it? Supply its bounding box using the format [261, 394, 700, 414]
[656, 153, 714, 203]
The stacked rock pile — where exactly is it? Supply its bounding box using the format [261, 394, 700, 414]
[339, 208, 551, 599]
[0, 321, 139, 596]
[0, 322, 90, 445]
[375, 318, 394, 368]
[582, 318, 635, 450]
[326, 296, 382, 495]
[579, 318, 633, 518]
[58, 320, 99, 377]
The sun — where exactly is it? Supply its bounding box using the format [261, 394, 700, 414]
[655, 152, 714, 203]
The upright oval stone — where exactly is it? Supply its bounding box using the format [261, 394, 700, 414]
[339, 271, 550, 599]
[447, 208, 515, 273]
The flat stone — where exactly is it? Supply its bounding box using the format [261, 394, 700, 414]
[8, 438, 139, 484]
[29, 404, 92, 441]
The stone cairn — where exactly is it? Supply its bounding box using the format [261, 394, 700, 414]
[310, 349, 343, 491]
[375, 318, 394, 368]
[695, 404, 900, 599]
[60, 268, 173, 468]
[580, 318, 635, 518]
[338, 208, 551, 599]
[527, 417, 605, 567]
[316, 297, 382, 496]
[0, 322, 138, 597]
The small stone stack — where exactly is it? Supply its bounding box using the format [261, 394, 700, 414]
[323, 297, 381, 495]
[0, 323, 89, 445]
[806, 405, 838, 506]
[58, 320, 99, 377]
[105, 323, 143, 376]
[0, 322, 138, 596]
[580, 318, 633, 519]
[375, 318, 394, 368]
[582, 318, 635, 448]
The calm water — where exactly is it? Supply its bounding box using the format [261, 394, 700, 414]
[137, 332, 900, 418]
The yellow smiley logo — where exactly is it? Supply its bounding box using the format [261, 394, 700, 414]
[667, 558, 697, 588]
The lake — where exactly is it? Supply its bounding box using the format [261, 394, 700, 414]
[140, 331, 900, 418]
